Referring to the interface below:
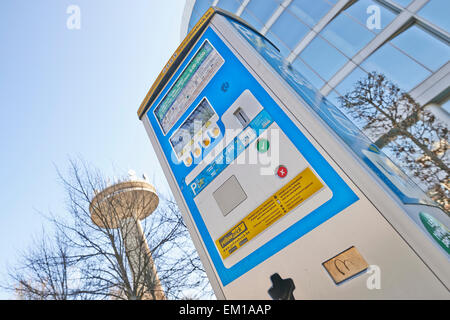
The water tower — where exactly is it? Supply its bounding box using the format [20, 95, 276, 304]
[89, 171, 165, 300]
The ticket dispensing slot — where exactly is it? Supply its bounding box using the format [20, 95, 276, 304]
[233, 108, 250, 127]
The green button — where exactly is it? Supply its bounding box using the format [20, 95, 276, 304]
[256, 139, 270, 153]
[419, 212, 450, 254]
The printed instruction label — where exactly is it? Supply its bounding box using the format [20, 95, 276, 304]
[215, 167, 324, 259]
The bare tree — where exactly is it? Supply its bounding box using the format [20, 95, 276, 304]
[6, 159, 213, 300]
[10, 230, 80, 300]
[339, 72, 449, 211]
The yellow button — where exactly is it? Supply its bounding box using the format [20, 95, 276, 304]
[203, 137, 211, 147]
[193, 147, 201, 158]
[211, 127, 220, 137]
[183, 156, 193, 167]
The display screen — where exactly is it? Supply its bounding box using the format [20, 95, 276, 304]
[154, 40, 224, 135]
[170, 98, 217, 159]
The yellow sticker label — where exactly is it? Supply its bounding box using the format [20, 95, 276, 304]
[215, 167, 324, 259]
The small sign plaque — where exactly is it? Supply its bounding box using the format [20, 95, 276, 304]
[323, 246, 368, 284]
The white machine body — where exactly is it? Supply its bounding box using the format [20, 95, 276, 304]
[138, 9, 449, 299]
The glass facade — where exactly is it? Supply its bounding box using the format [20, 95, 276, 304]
[320, 10, 376, 57]
[185, 0, 450, 114]
[239, 8, 265, 31]
[418, 0, 450, 33]
[299, 36, 348, 81]
[390, 24, 450, 72]
[216, 0, 241, 13]
[361, 43, 431, 91]
[334, 66, 368, 97]
[288, 0, 332, 28]
[270, 9, 310, 50]
[392, 0, 413, 7]
[345, 0, 397, 33]
[184, 0, 449, 207]
[291, 57, 325, 89]
[244, 0, 280, 25]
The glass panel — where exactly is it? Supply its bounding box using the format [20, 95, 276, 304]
[442, 100, 450, 114]
[345, 0, 397, 33]
[325, 90, 363, 127]
[245, 0, 280, 26]
[240, 8, 264, 30]
[192, 0, 214, 18]
[189, 0, 214, 31]
[335, 67, 368, 97]
[361, 43, 431, 91]
[291, 57, 325, 89]
[269, 9, 310, 50]
[188, 15, 198, 32]
[288, 0, 332, 27]
[320, 12, 375, 57]
[326, 90, 341, 107]
[216, 0, 242, 14]
[391, 0, 412, 7]
[334, 67, 370, 129]
[266, 31, 291, 58]
[418, 0, 450, 33]
[299, 36, 348, 81]
[391, 25, 450, 72]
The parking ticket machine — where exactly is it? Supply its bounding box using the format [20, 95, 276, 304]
[137, 8, 449, 299]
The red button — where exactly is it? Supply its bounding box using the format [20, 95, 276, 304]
[276, 165, 288, 178]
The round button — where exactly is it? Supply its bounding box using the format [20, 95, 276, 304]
[211, 126, 220, 138]
[202, 136, 211, 147]
[183, 155, 193, 167]
[193, 147, 202, 158]
[276, 165, 288, 178]
[256, 138, 270, 153]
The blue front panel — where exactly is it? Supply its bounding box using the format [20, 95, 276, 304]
[147, 26, 358, 286]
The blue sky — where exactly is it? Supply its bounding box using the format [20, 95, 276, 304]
[0, 0, 185, 298]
